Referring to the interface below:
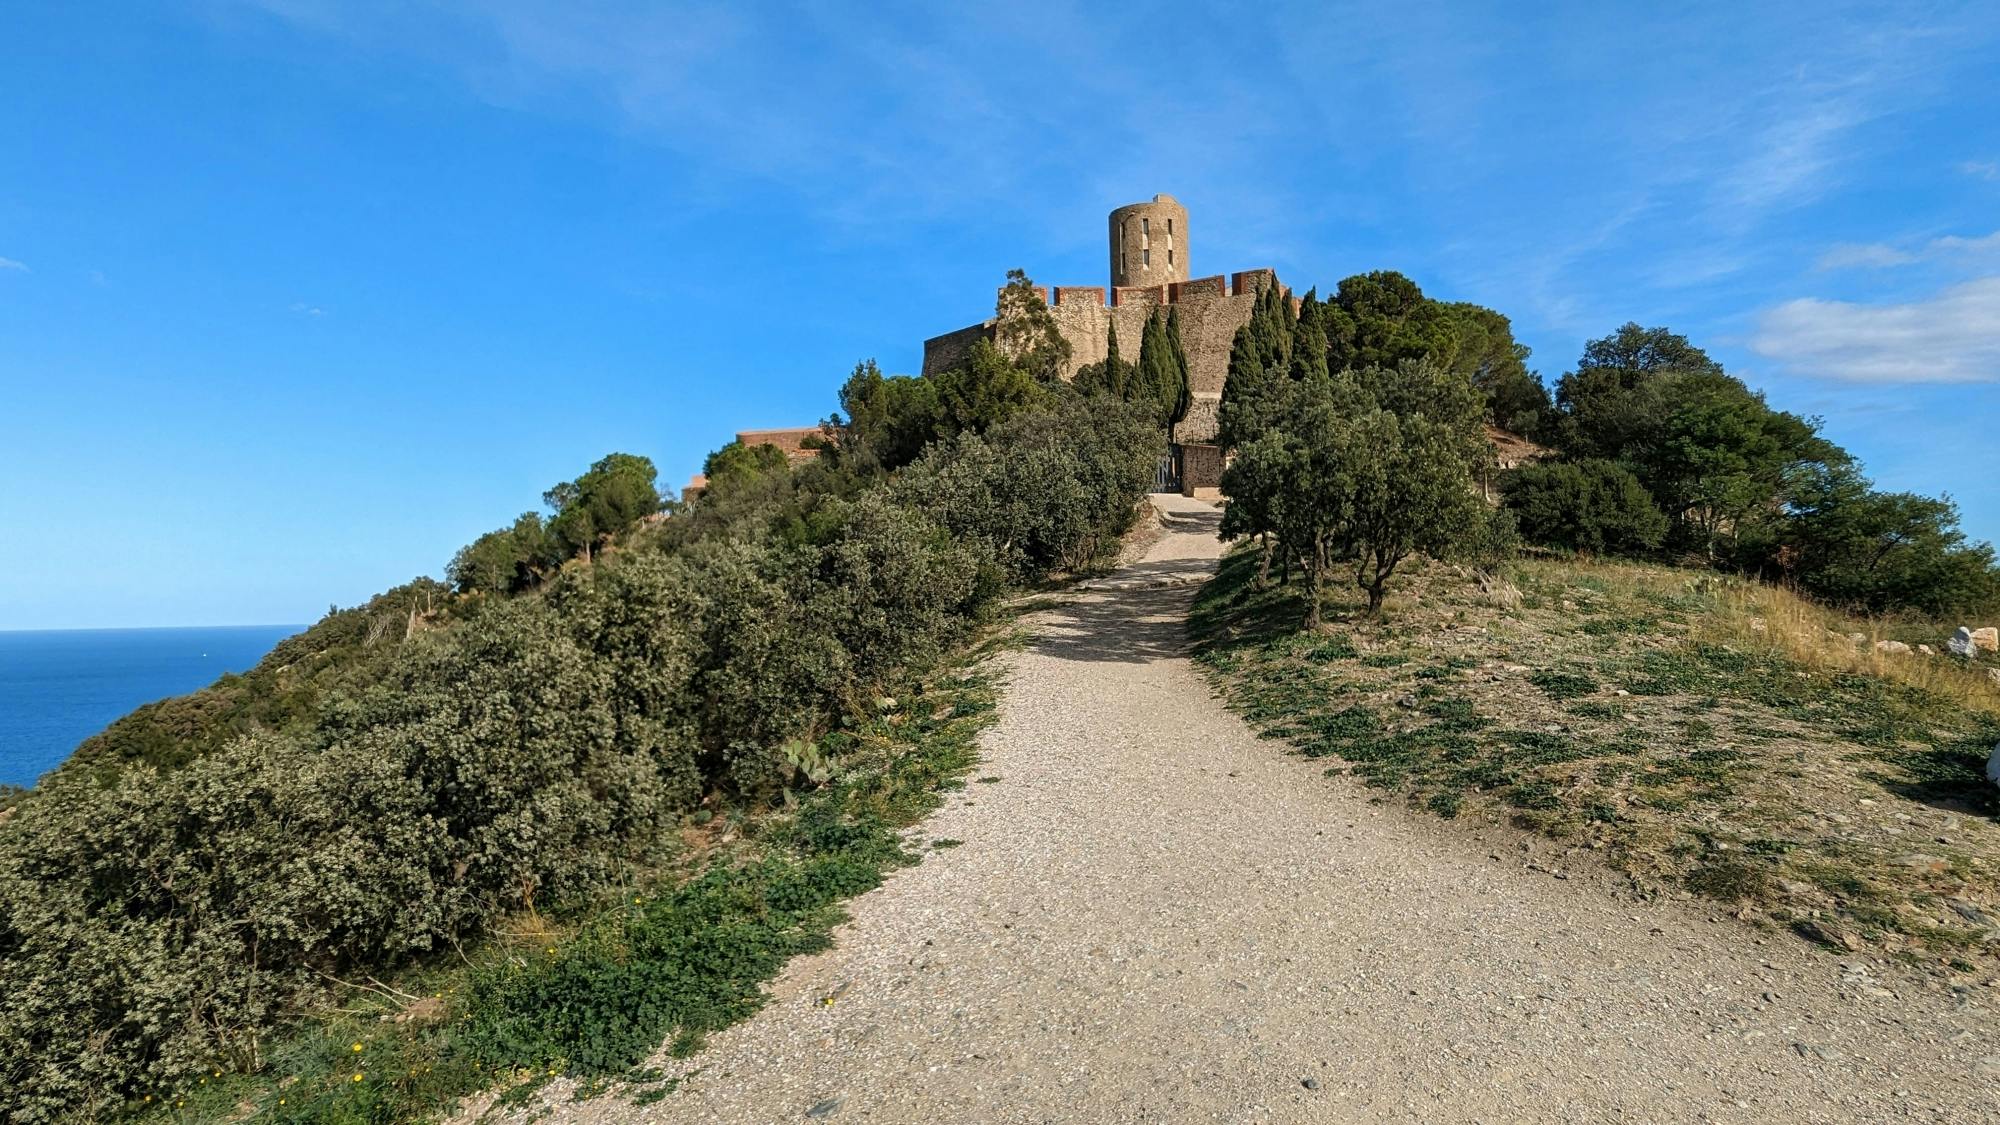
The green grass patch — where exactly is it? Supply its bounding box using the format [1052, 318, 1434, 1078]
[1530, 669, 1599, 700]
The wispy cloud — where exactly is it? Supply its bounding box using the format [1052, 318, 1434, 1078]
[289, 301, 324, 316]
[1818, 229, 2000, 269]
[1751, 277, 2000, 383]
[0, 257, 28, 272]
[232, 2, 1277, 234]
[1962, 159, 2000, 181]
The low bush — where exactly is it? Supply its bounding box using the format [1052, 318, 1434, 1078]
[0, 390, 1158, 1121]
[1501, 459, 1667, 557]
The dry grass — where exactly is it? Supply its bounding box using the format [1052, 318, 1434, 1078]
[1192, 546, 2000, 974]
[1699, 576, 2000, 716]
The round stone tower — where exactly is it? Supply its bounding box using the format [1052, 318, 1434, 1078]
[1108, 194, 1189, 289]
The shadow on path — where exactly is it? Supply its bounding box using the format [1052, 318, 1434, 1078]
[1031, 501, 1224, 666]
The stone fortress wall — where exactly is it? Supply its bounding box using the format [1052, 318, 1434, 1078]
[720, 193, 1545, 501]
[921, 194, 1283, 459]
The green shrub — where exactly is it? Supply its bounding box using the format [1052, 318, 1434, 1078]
[1502, 459, 1667, 557]
[0, 392, 1161, 1121]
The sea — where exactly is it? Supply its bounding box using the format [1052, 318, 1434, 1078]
[0, 625, 302, 789]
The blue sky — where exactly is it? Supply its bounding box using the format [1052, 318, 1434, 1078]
[3, 1, 1997, 629]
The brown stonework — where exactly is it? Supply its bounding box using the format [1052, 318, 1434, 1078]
[1230, 269, 1276, 297]
[1179, 443, 1225, 497]
[1111, 285, 1168, 309]
[1054, 286, 1106, 307]
[1169, 275, 1227, 301]
[922, 321, 993, 377]
[736, 427, 825, 463]
[917, 195, 1287, 432]
[1176, 394, 1222, 445]
[1109, 194, 1189, 288]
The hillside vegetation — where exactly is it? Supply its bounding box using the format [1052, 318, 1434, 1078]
[1197, 265, 2000, 971]
[1193, 546, 2000, 968]
[0, 283, 1159, 1123]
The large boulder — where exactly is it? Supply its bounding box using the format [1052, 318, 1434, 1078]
[1875, 639, 1912, 655]
[1975, 626, 1999, 653]
[1950, 627, 1977, 658]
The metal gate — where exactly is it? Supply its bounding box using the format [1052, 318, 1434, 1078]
[1152, 448, 1182, 494]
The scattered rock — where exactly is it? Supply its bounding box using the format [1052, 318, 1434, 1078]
[1301, 1077, 1321, 1090]
[1918, 644, 1936, 656]
[1978, 1056, 2000, 1079]
[806, 1095, 845, 1118]
[1847, 632, 1867, 646]
[1949, 627, 1977, 658]
[1748, 617, 1768, 633]
[1796, 919, 1862, 951]
[1894, 854, 1949, 874]
[1875, 639, 1911, 655]
[1975, 626, 1999, 653]
[1986, 742, 2000, 788]
[1947, 899, 1994, 927]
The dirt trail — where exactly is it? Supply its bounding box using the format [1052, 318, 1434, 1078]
[520, 495, 1999, 1124]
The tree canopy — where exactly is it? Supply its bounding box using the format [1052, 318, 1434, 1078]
[544, 453, 663, 562]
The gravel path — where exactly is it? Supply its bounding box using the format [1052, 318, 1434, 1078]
[512, 495, 2000, 1124]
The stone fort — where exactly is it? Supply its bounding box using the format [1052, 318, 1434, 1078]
[696, 194, 1288, 498]
[921, 194, 1282, 496]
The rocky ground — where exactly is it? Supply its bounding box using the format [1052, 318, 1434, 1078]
[1192, 545, 2000, 971]
[484, 495, 2000, 1124]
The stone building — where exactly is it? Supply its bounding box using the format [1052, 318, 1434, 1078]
[921, 194, 1283, 497]
[682, 426, 826, 496]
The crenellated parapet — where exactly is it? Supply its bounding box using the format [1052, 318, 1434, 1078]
[924, 264, 1284, 402]
[914, 194, 1283, 497]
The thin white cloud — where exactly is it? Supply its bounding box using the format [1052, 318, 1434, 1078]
[289, 301, 325, 316]
[0, 257, 27, 272]
[1751, 277, 2000, 383]
[1962, 159, 2000, 181]
[1818, 229, 2000, 270]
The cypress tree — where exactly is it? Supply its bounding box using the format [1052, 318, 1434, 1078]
[1252, 280, 1293, 372]
[1289, 288, 1330, 383]
[1166, 305, 1192, 437]
[1105, 320, 1125, 397]
[1133, 306, 1180, 429]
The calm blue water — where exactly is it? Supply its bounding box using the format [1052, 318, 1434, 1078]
[0, 626, 302, 788]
